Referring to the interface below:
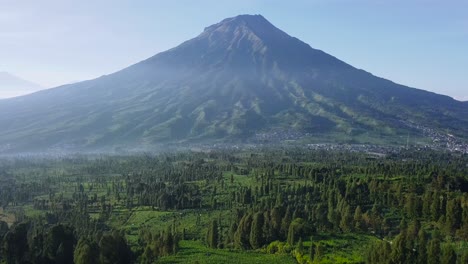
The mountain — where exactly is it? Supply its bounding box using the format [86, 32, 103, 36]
[0, 72, 43, 99]
[0, 14, 467, 152]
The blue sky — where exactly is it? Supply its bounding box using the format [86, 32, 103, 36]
[1, 0, 467, 100]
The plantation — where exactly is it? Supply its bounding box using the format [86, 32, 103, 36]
[0, 148, 467, 263]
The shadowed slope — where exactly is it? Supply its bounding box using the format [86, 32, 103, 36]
[0, 15, 466, 152]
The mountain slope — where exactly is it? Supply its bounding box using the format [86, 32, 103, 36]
[0, 15, 467, 152]
[0, 72, 43, 99]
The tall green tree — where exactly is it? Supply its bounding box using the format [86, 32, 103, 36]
[249, 212, 264, 249]
[234, 213, 252, 249]
[3, 223, 29, 264]
[45, 224, 76, 264]
[390, 232, 407, 264]
[0, 221, 8, 237]
[445, 198, 461, 234]
[314, 242, 324, 263]
[427, 231, 441, 264]
[206, 220, 219, 249]
[98, 231, 133, 264]
[416, 229, 427, 264]
[353, 206, 363, 231]
[441, 244, 456, 264]
[309, 242, 315, 262]
[339, 204, 353, 232]
[74, 238, 99, 264]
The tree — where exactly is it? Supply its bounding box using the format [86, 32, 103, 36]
[407, 219, 420, 240]
[287, 218, 309, 246]
[45, 224, 76, 264]
[445, 198, 461, 234]
[3, 222, 29, 264]
[98, 231, 133, 264]
[249, 212, 264, 249]
[339, 204, 353, 232]
[296, 237, 304, 255]
[270, 207, 282, 240]
[427, 231, 441, 264]
[404, 193, 420, 218]
[74, 238, 99, 264]
[234, 213, 252, 249]
[441, 244, 456, 264]
[314, 242, 324, 263]
[416, 229, 427, 264]
[390, 232, 408, 264]
[141, 245, 156, 264]
[365, 240, 391, 264]
[309, 242, 315, 262]
[281, 207, 292, 240]
[162, 226, 177, 256]
[460, 249, 468, 264]
[430, 192, 441, 221]
[353, 206, 363, 231]
[206, 220, 219, 249]
[0, 221, 8, 237]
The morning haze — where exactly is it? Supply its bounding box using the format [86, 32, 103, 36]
[0, 2, 467, 264]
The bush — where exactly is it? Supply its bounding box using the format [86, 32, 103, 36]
[266, 241, 292, 254]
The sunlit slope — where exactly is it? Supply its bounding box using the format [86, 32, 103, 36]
[0, 15, 467, 151]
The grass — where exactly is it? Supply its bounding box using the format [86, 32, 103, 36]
[301, 233, 379, 264]
[158, 240, 297, 264]
[222, 171, 255, 187]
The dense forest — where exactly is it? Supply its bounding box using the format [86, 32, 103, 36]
[0, 148, 467, 263]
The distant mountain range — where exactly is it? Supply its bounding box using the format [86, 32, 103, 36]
[0, 72, 43, 99]
[0, 15, 467, 152]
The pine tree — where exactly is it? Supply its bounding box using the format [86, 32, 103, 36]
[74, 238, 99, 264]
[45, 224, 76, 263]
[460, 249, 468, 264]
[287, 218, 306, 246]
[427, 231, 441, 264]
[206, 220, 219, 248]
[0, 221, 8, 237]
[270, 207, 282, 240]
[353, 205, 363, 231]
[98, 231, 132, 264]
[430, 192, 441, 221]
[441, 244, 456, 264]
[390, 232, 407, 264]
[309, 241, 315, 262]
[296, 237, 304, 255]
[416, 229, 427, 264]
[141, 245, 155, 264]
[234, 213, 253, 249]
[314, 242, 324, 263]
[249, 212, 264, 249]
[280, 207, 292, 240]
[445, 198, 461, 234]
[339, 203, 352, 232]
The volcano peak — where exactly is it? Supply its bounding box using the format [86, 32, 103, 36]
[0, 15, 467, 152]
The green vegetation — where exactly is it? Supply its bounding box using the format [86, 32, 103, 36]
[0, 148, 467, 263]
[2, 15, 468, 153]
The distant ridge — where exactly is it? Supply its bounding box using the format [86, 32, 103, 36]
[0, 72, 43, 99]
[0, 14, 467, 152]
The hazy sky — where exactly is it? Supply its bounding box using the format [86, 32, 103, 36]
[1, 0, 467, 100]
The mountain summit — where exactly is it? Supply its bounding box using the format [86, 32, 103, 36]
[137, 14, 347, 77]
[0, 15, 467, 152]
